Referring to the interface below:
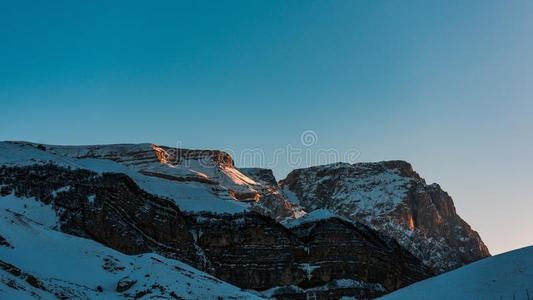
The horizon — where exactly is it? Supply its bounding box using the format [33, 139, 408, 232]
[2, 1, 533, 256]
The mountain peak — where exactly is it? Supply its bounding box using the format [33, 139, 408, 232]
[280, 161, 489, 272]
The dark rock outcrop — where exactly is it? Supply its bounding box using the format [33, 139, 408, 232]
[0, 234, 12, 248]
[116, 277, 137, 292]
[241, 168, 279, 186]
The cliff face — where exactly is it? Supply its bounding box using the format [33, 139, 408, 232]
[240, 167, 306, 220]
[280, 161, 490, 272]
[0, 162, 432, 299]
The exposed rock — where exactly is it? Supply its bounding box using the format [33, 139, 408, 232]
[102, 256, 126, 273]
[241, 168, 279, 186]
[241, 167, 305, 221]
[0, 234, 12, 248]
[0, 260, 47, 292]
[288, 217, 430, 291]
[116, 277, 137, 292]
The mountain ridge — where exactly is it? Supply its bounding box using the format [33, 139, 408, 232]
[0, 141, 491, 299]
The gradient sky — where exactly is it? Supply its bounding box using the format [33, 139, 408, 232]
[1, 0, 532, 254]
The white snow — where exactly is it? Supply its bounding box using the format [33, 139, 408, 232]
[281, 186, 300, 205]
[380, 246, 533, 300]
[281, 209, 351, 228]
[35, 142, 260, 194]
[0, 194, 58, 228]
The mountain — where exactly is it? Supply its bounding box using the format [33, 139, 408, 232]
[25, 142, 300, 220]
[279, 161, 490, 272]
[0, 141, 432, 299]
[380, 246, 533, 300]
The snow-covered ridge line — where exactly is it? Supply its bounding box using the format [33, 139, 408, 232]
[6, 141, 257, 185]
[0, 142, 250, 214]
[7, 141, 305, 219]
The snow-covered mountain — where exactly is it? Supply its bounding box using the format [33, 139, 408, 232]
[380, 246, 533, 300]
[0, 141, 495, 299]
[280, 161, 490, 272]
[12, 141, 299, 219]
[0, 141, 250, 214]
[0, 141, 433, 299]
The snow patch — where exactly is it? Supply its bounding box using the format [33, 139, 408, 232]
[0, 194, 58, 228]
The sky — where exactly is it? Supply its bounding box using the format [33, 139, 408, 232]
[1, 0, 532, 255]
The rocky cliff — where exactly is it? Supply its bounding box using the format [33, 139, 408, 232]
[280, 161, 490, 272]
[0, 162, 432, 299]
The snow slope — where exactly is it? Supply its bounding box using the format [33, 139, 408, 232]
[380, 246, 533, 300]
[0, 202, 262, 299]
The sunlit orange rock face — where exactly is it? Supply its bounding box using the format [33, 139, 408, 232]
[406, 215, 415, 231]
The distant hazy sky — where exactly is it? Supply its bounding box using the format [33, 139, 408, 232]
[1, 1, 532, 254]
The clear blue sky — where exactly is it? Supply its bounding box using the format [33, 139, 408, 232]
[1, 0, 532, 254]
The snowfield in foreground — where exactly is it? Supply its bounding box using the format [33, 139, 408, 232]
[380, 246, 533, 300]
[0, 204, 261, 299]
